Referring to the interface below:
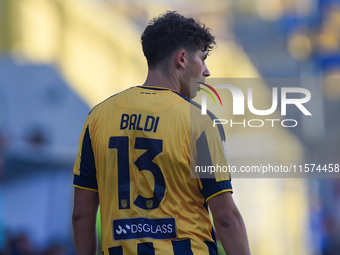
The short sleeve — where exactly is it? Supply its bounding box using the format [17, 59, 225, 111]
[196, 123, 232, 202]
[73, 116, 98, 192]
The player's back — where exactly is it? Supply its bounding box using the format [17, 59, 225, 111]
[74, 86, 221, 255]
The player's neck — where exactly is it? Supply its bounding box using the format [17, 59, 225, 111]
[143, 69, 180, 93]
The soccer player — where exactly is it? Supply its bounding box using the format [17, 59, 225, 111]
[72, 11, 251, 255]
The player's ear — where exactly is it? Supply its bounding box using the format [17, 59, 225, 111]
[174, 49, 187, 69]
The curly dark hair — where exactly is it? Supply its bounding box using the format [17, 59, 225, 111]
[141, 11, 216, 71]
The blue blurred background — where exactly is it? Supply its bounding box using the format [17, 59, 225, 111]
[0, 0, 340, 254]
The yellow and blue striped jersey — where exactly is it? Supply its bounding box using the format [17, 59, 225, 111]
[73, 86, 232, 255]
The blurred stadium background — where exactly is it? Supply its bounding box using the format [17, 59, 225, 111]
[0, 0, 340, 254]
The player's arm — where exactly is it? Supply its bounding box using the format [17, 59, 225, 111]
[195, 119, 250, 254]
[72, 187, 99, 255]
[208, 192, 251, 255]
[72, 116, 99, 255]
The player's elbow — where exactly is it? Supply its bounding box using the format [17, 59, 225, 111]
[72, 207, 90, 226]
[72, 211, 83, 226]
[72, 207, 97, 229]
[214, 210, 244, 231]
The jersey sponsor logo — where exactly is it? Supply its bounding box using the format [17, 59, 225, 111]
[120, 113, 160, 132]
[113, 217, 176, 241]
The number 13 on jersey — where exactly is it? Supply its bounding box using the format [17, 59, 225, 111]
[109, 137, 165, 210]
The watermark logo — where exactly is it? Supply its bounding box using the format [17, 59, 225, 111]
[197, 82, 223, 114]
[198, 82, 312, 128]
[200, 84, 311, 116]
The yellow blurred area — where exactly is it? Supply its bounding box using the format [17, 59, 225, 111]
[0, 0, 147, 106]
[234, 0, 313, 20]
[323, 74, 340, 101]
[317, 6, 340, 55]
[287, 32, 312, 61]
[0, 0, 310, 254]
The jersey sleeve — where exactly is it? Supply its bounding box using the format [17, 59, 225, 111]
[73, 115, 98, 192]
[196, 122, 232, 202]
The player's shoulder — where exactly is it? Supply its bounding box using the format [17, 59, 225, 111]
[179, 95, 218, 125]
[170, 91, 206, 116]
[89, 86, 135, 115]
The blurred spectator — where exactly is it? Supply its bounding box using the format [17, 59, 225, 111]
[3, 234, 36, 255]
[2, 234, 73, 255]
[322, 214, 340, 255]
[39, 243, 70, 255]
[0, 133, 3, 178]
[0, 89, 4, 177]
[0, 92, 5, 254]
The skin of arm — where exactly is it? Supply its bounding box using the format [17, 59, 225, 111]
[208, 192, 251, 255]
[72, 187, 100, 255]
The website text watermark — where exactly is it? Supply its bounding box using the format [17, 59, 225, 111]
[195, 163, 340, 177]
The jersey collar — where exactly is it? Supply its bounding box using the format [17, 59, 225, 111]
[137, 86, 171, 91]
